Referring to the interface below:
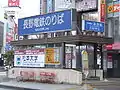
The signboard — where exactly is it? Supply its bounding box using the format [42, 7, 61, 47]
[14, 49, 45, 67]
[107, 1, 120, 17]
[8, 0, 20, 7]
[81, 50, 89, 77]
[100, 0, 106, 22]
[45, 48, 60, 64]
[18, 9, 73, 36]
[107, 4, 120, 13]
[76, 0, 97, 12]
[82, 20, 104, 32]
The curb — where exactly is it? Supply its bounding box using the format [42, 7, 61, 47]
[0, 84, 40, 90]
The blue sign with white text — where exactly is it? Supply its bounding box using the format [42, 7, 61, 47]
[18, 10, 72, 35]
[82, 20, 104, 32]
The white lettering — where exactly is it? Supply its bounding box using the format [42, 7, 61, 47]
[23, 19, 29, 29]
[52, 15, 57, 25]
[57, 13, 64, 24]
[39, 17, 45, 27]
[34, 18, 40, 27]
[23, 12, 65, 29]
[45, 16, 51, 26]
[28, 19, 34, 28]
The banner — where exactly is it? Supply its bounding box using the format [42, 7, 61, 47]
[100, 0, 106, 22]
[18, 9, 73, 35]
[45, 48, 60, 64]
[14, 49, 45, 67]
[8, 0, 20, 7]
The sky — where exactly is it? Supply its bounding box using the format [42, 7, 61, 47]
[0, 0, 40, 22]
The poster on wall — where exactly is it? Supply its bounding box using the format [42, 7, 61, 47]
[45, 48, 60, 64]
[65, 46, 76, 68]
[14, 49, 45, 67]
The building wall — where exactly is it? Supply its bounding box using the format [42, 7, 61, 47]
[0, 21, 4, 53]
[106, 0, 120, 42]
[40, 0, 47, 14]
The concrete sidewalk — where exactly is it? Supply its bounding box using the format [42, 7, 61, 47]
[0, 80, 83, 90]
[86, 78, 120, 86]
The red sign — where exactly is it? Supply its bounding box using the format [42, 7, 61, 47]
[8, 0, 20, 7]
[105, 44, 112, 50]
[100, 0, 106, 22]
[105, 43, 120, 50]
[113, 4, 120, 12]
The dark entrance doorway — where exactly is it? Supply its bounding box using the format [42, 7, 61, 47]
[112, 53, 120, 77]
[107, 53, 120, 78]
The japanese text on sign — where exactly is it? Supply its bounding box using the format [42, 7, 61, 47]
[82, 20, 104, 32]
[18, 10, 72, 35]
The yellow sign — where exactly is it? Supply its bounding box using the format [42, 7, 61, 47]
[81, 50, 89, 70]
[107, 5, 113, 13]
[45, 48, 60, 64]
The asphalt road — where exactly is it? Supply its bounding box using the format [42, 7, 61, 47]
[0, 88, 14, 90]
[96, 85, 120, 90]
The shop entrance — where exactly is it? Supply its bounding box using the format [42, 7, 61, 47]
[107, 53, 120, 78]
[112, 54, 120, 77]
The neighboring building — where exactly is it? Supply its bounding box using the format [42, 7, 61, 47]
[40, 0, 47, 14]
[105, 0, 120, 78]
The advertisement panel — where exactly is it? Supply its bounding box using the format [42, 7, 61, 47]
[107, 1, 120, 17]
[55, 0, 75, 11]
[76, 0, 97, 12]
[47, 0, 53, 13]
[14, 49, 45, 67]
[18, 9, 73, 36]
[8, 0, 20, 7]
[82, 20, 104, 32]
[45, 48, 60, 64]
[100, 0, 106, 22]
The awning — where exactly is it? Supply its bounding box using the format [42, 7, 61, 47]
[10, 35, 113, 46]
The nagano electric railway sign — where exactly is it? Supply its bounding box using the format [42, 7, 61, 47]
[18, 9, 75, 35]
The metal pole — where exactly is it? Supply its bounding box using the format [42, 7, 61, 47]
[62, 42, 65, 69]
[94, 44, 97, 77]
